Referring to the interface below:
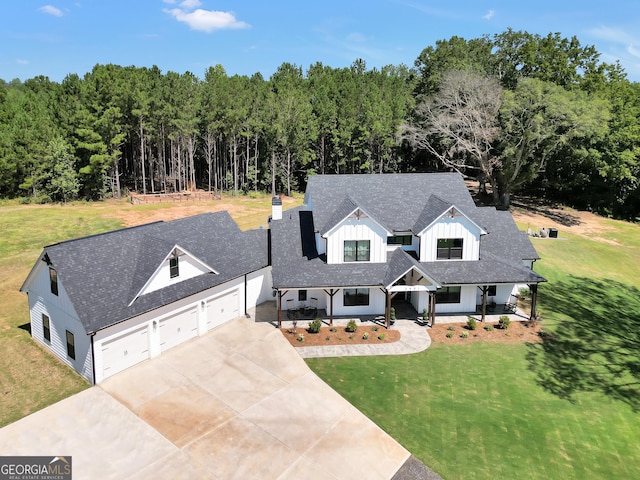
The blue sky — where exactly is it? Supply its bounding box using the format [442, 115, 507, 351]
[3, 0, 640, 82]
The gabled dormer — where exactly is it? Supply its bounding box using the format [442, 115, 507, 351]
[129, 245, 218, 305]
[415, 195, 487, 262]
[320, 196, 392, 264]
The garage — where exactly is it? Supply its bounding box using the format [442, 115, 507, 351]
[102, 326, 150, 379]
[159, 307, 198, 352]
[206, 290, 239, 331]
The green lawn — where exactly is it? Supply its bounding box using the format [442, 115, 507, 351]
[308, 219, 640, 480]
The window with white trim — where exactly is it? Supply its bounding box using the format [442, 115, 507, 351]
[169, 257, 179, 278]
[344, 288, 370, 306]
[42, 314, 51, 342]
[344, 240, 370, 262]
[437, 238, 463, 259]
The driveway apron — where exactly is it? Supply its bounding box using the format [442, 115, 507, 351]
[0, 317, 409, 479]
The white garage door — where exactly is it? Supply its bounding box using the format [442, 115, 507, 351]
[206, 290, 239, 330]
[160, 307, 198, 352]
[102, 327, 150, 379]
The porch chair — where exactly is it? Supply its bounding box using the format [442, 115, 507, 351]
[286, 298, 298, 320]
[307, 297, 318, 317]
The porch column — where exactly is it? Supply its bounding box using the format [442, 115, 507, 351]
[324, 289, 337, 326]
[385, 290, 391, 329]
[430, 292, 436, 326]
[277, 290, 283, 328]
[529, 283, 539, 320]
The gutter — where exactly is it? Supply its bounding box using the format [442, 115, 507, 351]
[90, 333, 97, 385]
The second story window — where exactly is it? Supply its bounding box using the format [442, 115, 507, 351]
[437, 238, 463, 260]
[388, 235, 412, 246]
[169, 257, 179, 278]
[49, 267, 58, 296]
[344, 240, 370, 262]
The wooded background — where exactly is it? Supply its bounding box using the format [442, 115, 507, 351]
[1, 29, 639, 218]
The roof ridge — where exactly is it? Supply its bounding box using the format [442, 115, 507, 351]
[46, 220, 164, 248]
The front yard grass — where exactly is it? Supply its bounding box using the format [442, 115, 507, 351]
[308, 219, 640, 480]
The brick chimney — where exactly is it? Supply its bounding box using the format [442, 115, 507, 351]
[271, 196, 282, 221]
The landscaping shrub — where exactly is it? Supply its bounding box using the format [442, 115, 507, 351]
[484, 324, 494, 331]
[466, 317, 477, 330]
[308, 318, 322, 333]
[372, 325, 379, 332]
[297, 333, 305, 342]
[461, 331, 469, 338]
[445, 332, 453, 338]
[329, 327, 337, 332]
[362, 332, 369, 340]
[378, 333, 386, 340]
[499, 315, 511, 329]
[346, 319, 358, 332]
[447, 325, 455, 331]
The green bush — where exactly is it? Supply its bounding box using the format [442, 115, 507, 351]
[329, 327, 337, 332]
[378, 333, 386, 340]
[447, 325, 455, 331]
[297, 333, 305, 342]
[346, 319, 358, 332]
[466, 317, 477, 330]
[445, 332, 454, 338]
[308, 318, 322, 333]
[362, 332, 369, 340]
[484, 324, 494, 331]
[371, 325, 379, 332]
[499, 315, 511, 329]
[461, 331, 469, 338]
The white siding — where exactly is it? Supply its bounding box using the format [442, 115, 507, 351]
[325, 218, 387, 264]
[331, 287, 386, 316]
[142, 254, 212, 296]
[280, 289, 328, 311]
[435, 285, 476, 313]
[475, 284, 515, 306]
[420, 216, 481, 262]
[25, 262, 93, 383]
[315, 233, 326, 256]
[246, 267, 273, 307]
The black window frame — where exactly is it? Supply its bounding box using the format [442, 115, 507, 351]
[343, 288, 370, 306]
[298, 290, 307, 302]
[388, 235, 413, 246]
[436, 238, 464, 260]
[42, 314, 51, 342]
[169, 257, 179, 278]
[436, 286, 462, 304]
[49, 267, 58, 296]
[66, 330, 75, 360]
[488, 285, 497, 296]
[343, 240, 371, 262]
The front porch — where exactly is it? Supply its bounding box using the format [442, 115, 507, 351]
[250, 300, 530, 329]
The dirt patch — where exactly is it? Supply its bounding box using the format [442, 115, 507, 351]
[281, 325, 401, 347]
[429, 320, 543, 344]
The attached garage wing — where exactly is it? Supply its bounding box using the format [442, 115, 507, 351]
[160, 307, 198, 352]
[102, 327, 150, 379]
[206, 290, 239, 330]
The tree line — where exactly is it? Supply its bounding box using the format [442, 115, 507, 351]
[1, 28, 639, 218]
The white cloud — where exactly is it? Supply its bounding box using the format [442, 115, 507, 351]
[483, 9, 495, 20]
[164, 7, 249, 33]
[588, 26, 637, 45]
[39, 5, 63, 17]
[179, 0, 201, 9]
[16, 59, 29, 65]
[628, 44, 640, 59]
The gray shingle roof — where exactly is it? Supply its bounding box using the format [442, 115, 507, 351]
[305, 173, 477, 234]
[38, 212, 268, 334]
[273, 173, 545, 289]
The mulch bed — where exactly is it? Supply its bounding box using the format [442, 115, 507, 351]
[429, 320, 543, 344]
[281, 325, 401, 347]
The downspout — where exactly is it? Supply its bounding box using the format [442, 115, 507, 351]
[90, 333, 97, 385]
[244, 274, 249, 318]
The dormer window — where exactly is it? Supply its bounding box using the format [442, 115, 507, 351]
[437, 238, 463, 260]
[169, 257, 179, 278]
[49, 267, 58, 296]
[388, 235, 412, 246]
[344, 240, 370, 262]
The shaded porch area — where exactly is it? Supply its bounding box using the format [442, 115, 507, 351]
[249, 300, 530, 329]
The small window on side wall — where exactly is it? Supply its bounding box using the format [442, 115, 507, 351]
[488, 285, 497, 296]
[169, 257, 179, 278]
[66, 330, 75, 360]
[298, 290, 307, 302]
[49, 267, 58, 296]
[42, 314, 51, 342]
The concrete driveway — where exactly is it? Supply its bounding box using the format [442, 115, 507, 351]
[0, 317, 409, 479]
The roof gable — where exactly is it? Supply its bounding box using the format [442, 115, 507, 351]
[384, 249, 440, 290]
[321, 196, 392, 237]
[129, 244, 219, 306]
[414, 195, 487, 236]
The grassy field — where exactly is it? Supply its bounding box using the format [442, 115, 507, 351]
[308, 219, 640, 479]
[0, 193, 302, 428]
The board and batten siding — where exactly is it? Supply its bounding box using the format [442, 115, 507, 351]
[435, 285, 477, 313]
[141, 253, 211, 296]
[474, 284, 515, 305]
[25, 262, 93, 383]
[324, 218, 387, 264]
[330, 287, 386, 316]
[419, 216, 481, 262]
